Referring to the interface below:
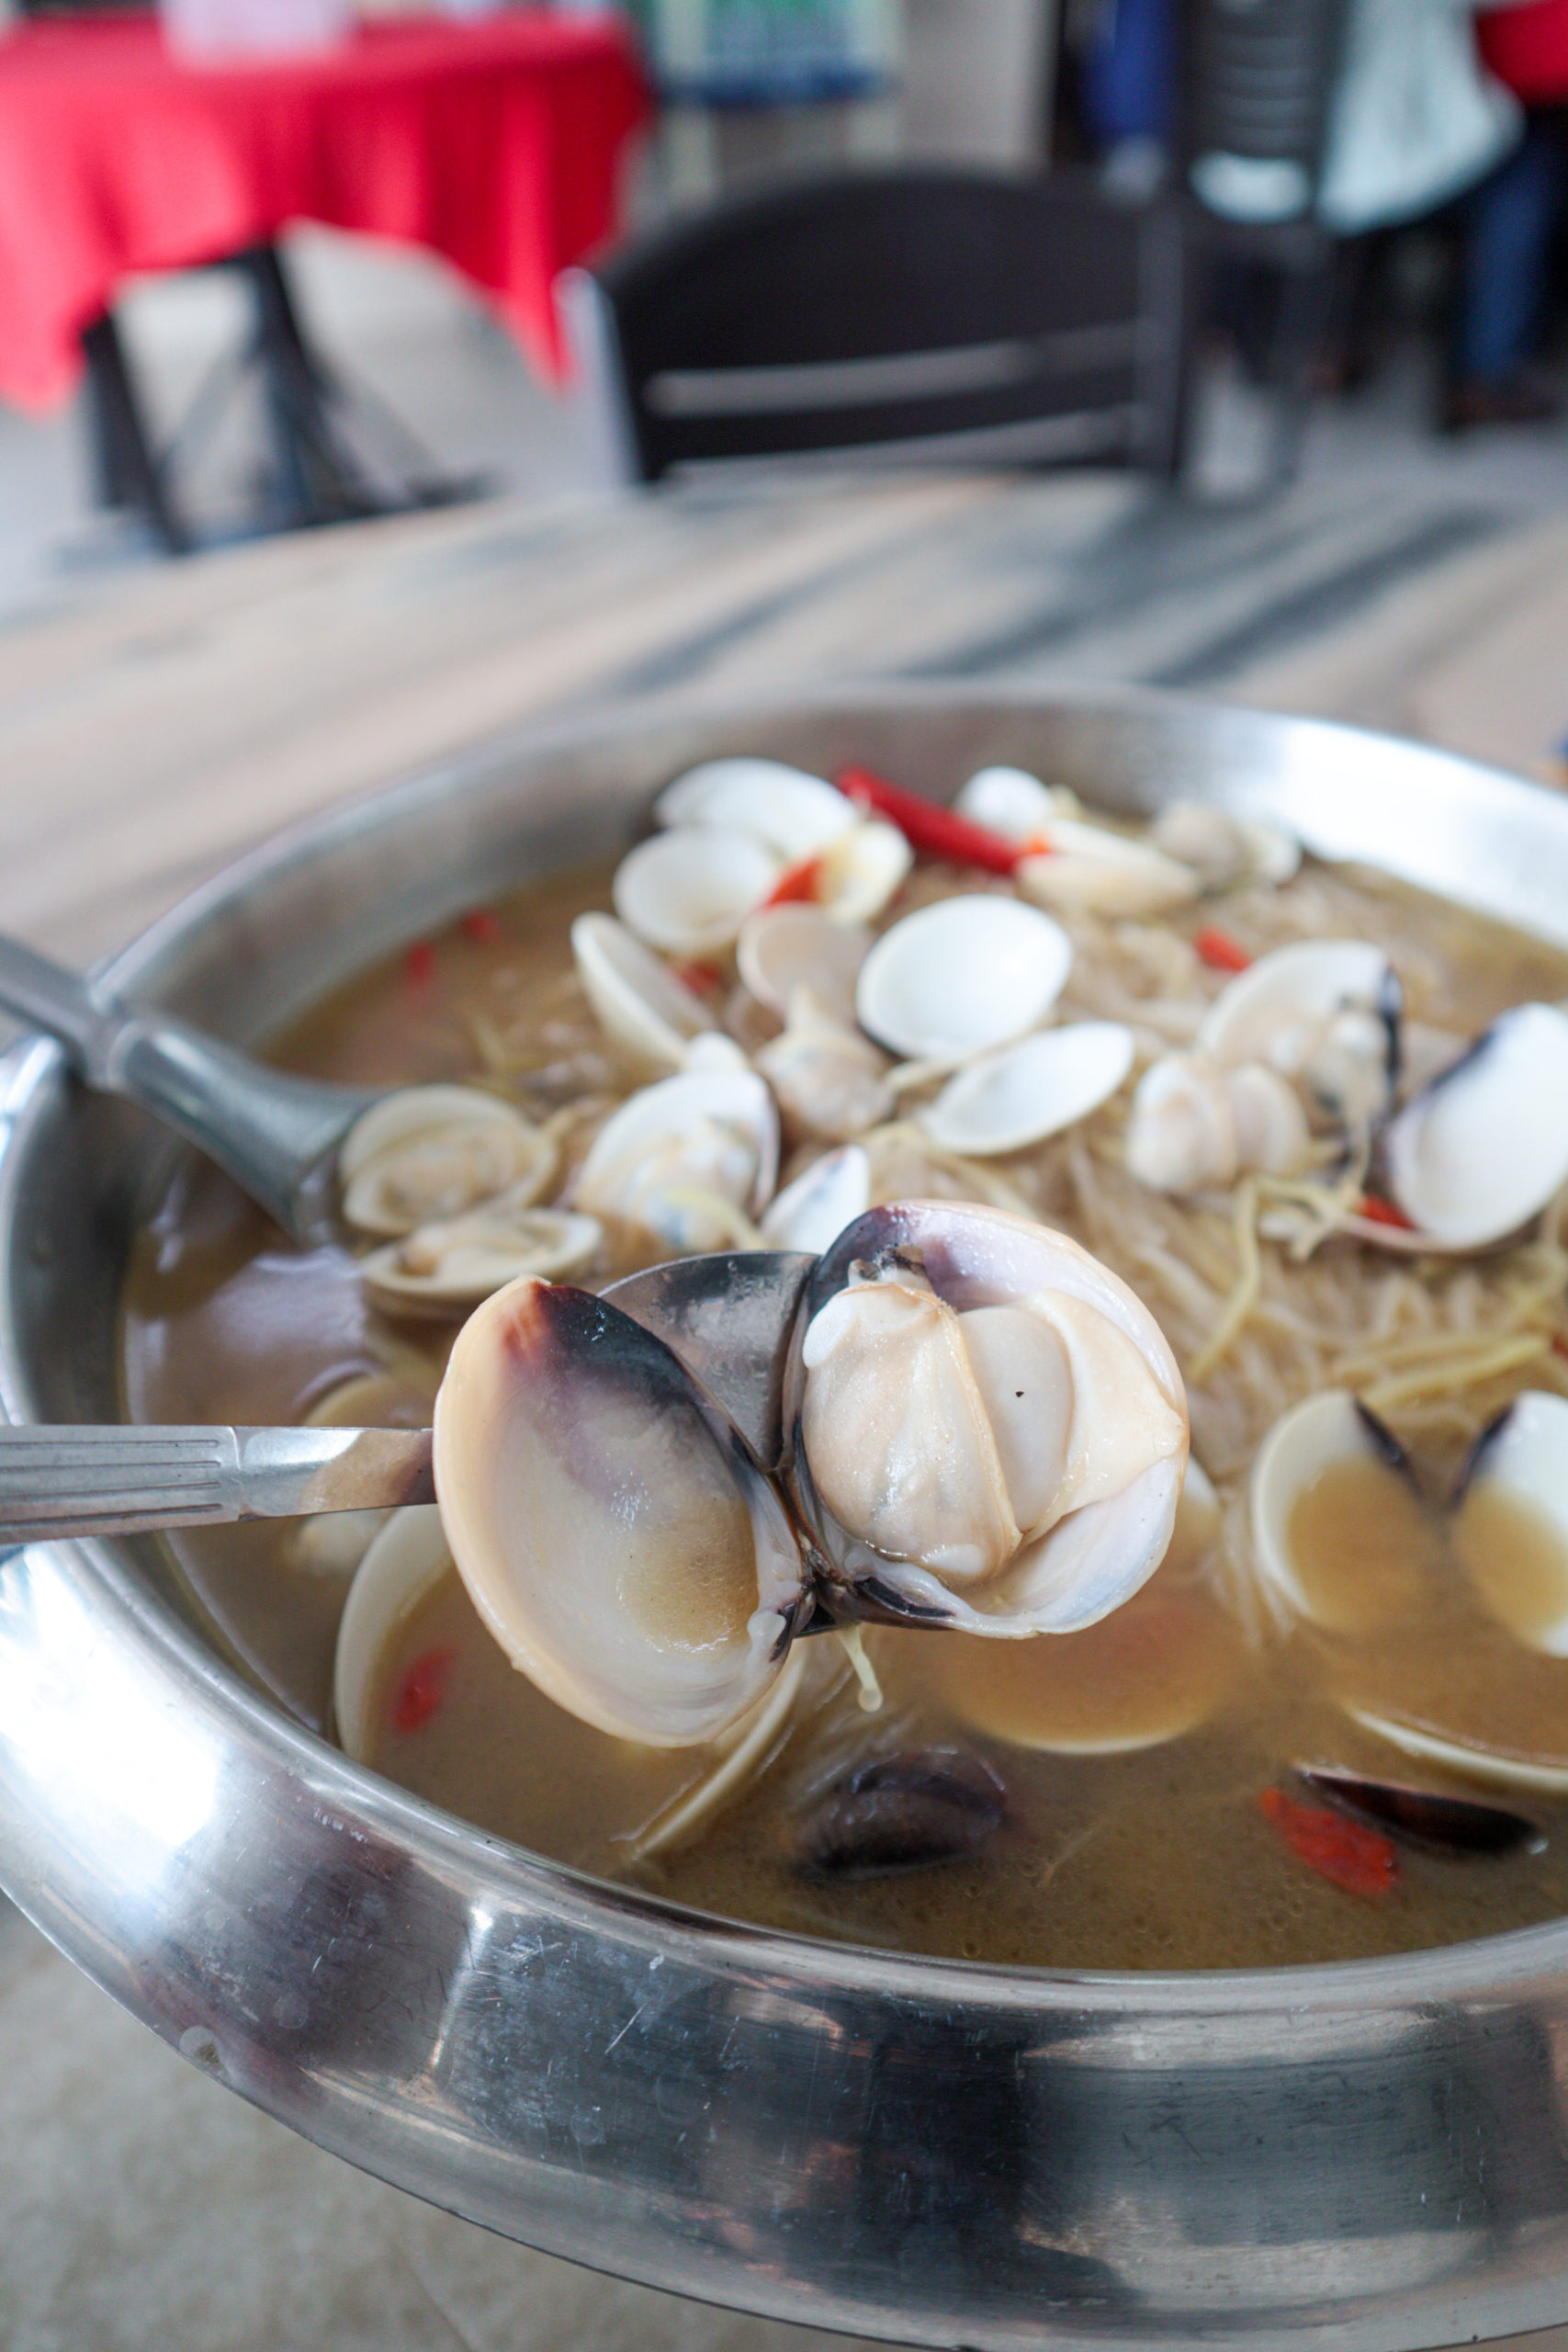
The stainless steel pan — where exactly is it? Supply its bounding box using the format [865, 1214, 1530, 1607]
[5, 684, 1568, 2351]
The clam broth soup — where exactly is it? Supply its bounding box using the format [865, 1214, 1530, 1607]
[122, 784, 1568, 1972]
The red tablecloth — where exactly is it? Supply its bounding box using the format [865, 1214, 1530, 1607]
[1480, 0, 1568, 104]
[0, 10, 649, 413]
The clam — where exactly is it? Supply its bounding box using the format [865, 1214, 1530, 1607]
[1195, 940, 1400, 1132]
[571, 911, 718, 1075]
[737, 904, 872, 1026]
[953, 764, 1077, 842]
[1148, 801, 1301, 889]
[291, 1363, 437, 1576]
[1249, 1389, 1433, 1634]
[854, 895, 1073, 1064]
[613, 826, 781, 958]
[434, 1279, 807, 1745]
[654, 759, 857, 860]
[573, 1068, 778, 1252]
[359, 1204, 603, 1316]
[1376, 1002, 1568, 1251]
[753, 988, 894, 1142]
[340, 1087, 556, 1238]
[919, 1022, 1135, 1159]
[788, 1201, 1190, 1636]
[333, 1503, 450, 1761]
[431, 1199, 1190, 1745]
[1452, 1390, 1568, 1656]
[934, 1460, 1240, 1754]
[793, 1748, 1007, 1880]
[334, 1504, 808, 1858]
[760, 1144, 872, 1254]
[1124, 1050, 1313, 1194]
[1014, 820, 1201, 919]
[1292, 1767, 1539, 1859]
[810, 817, 912, 924]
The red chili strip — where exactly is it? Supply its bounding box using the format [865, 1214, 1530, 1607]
[391, 1646, 457, 1736]
[836, 764, 1024, 876]
[403, 939, 437, 988]
[1553, 1330, 1568, 1363]
[460, 907, 503, 946]
[1194, 927, 1252, 973]
[1358, 1193, 1417, 1231]
[671, 958, 724, 996]
[763, 853, 825, 907]
[1258, 1787, 1399, 1898]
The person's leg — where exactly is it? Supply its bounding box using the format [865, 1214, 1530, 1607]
[1451, 116, 1566, 414]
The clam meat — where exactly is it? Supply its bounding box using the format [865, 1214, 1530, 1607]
[340, 1086, 556, 1238]
[790, 1202, 1189, 1636]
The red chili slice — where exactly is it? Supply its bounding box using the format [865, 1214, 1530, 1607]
[403, 940, 436, 988]
[763, 853, 825, 907]
[1358, 1193, 1417, 1231]
[836, 765, 1024, 876]
[459, 908, 503, 945]
[1194, 927, 1252, 973]
[391, 1646, 457, 1736]
[1258, 1787, 1399, 1898]
[671, 958, 724, 996]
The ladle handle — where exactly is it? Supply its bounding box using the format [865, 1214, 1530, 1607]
[0, 1425, 434, 1543]
[0, 934, 375, 1243]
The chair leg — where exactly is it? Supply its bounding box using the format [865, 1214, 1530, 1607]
[79, 311, 192, 556]
[1266, 248, 1336, 488]
[228, 243, 381, 529]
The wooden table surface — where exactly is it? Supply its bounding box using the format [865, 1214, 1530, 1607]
[6, 464, 1568, 965]
[6, 466, 1568, 2352]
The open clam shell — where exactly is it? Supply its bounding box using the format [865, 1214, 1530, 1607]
[812, 819, 913, 925]
[1196, 939, 1398, 1081]
[654, 759, 856, 860]
[434, 1278, 808, 1746]
[334, 1503, 450, 1762]
[574, 1068, 779, 1252]
[1452, 1390, 1568, 1655]
[760, 1144, 872, 1254]
[1249, 1389, 1432, 1634]
[613, 825, 781, 958]
[340, 1087, 556, 1238]
[1380, 1002, 1568, 1251]
[953, 764, 1076, 842]
[737, 904, 872, 1025]
[571, 911, 717, 1074]
[919, 1022, 1134, 1158]
[787, 1200, 1189, 1637]
[335, 1503, 809, 1858]
[854, 895, 1072, 1064]
[359, 1205, 603, 1316]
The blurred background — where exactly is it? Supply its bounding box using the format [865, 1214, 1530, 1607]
[3, 0, 1567, 621]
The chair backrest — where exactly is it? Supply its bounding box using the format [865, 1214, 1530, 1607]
[1179, 0, 1350, 223]
[569, 167, 1185, 482]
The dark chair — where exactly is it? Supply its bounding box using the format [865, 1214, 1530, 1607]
[564, 166, 1189, 484]
[1175, 0, 1353, 484]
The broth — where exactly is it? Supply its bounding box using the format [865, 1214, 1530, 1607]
[121, 841, 1568, 1971]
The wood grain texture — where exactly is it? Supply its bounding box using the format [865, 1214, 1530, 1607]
[2, 469, 1564, 965]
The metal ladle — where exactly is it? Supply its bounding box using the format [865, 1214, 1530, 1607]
[0, 933, 378, 1245]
